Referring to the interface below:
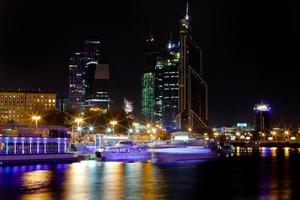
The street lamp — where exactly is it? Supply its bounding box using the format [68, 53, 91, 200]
[32, 115, 41, 134]
[88, 126, 94, 134]
[74, 117, 83, 134]
[128, 128, 133, 139]
[271, 131, 277, 141]
[75, 117, 83, 126]
[109, 120, 118, 135]
[133, 122, 140, 141]
[284, 131, 290, 141]
[106, 127, 112, 134]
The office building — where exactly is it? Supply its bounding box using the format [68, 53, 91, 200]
[0, 91, 56, 124]
[84, 63, 110, 110]
[254, 102, 272, 133]
[69, 52, 86, 110]
[141, 34, 159, 121]
[69, 40, 109, 111]
[154, 41, 180, 130]
[176, 3, 208, 132]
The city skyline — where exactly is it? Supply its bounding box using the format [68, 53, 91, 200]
[0, 0, 299, 127]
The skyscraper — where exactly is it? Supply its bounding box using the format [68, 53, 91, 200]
[176, 3, 208, 132]
[154, 41, 180, 130]
[69, 52, 85, 110]
[141, 34, 159, 121]
[69, 40, 108, 111]
[84, 63, 110, 110]
[254, 102, 272, 133]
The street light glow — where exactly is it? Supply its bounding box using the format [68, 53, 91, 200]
[106, 128, 112, 133]
[31, 115, 41, 121]
[109, 120, 118, 125]
[133, 122, 139, 127]
[75, 117, 83, 124]
[88, 126, 94, 132]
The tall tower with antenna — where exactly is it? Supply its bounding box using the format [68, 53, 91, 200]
[176, 2, 208, 133]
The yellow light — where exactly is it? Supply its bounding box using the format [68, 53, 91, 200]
[133, 122, 139, 127]
[74, 117, 83, 124]
[151, 128, 157, 134]
[285, 131, 290, 135]
[188, 128, 192, 132]
[31, 115, 41, 121]
[109, 120, 118, 125]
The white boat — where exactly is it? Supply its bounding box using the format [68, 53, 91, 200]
[96, 140, 151, 162]
[150, 146, 217, 162]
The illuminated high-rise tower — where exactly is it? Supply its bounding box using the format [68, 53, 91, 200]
[154, 40, 180, 130]
[69, 40, 104, 111]
[176, 3, 208, 132]
[141, 34, 159, 121]
[69, 52, 85, 110]
[254, 102, 272, 133]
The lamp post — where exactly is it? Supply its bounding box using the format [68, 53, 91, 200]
[133, 122, 140, 141]
[109, 120, 118, 135]
[128, 128, 133, 140]
[152, 128, 157, 146]
[236, 131, 240, 142]
[74, 117, 83, 135]
[271, 131, 277, 142]
[284, 131, 290, 141]
[32, 115, 41, 134]
[88, 126, 94, 134]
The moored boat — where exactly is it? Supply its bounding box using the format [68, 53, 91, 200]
[96, 140, 151, 162]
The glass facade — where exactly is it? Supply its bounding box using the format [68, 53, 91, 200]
[141, 34, 159, 121]
[141, 72, 155, 120]
[69, 41, 102, 111]
[154, 44, 180, 130]
[176, 8, 208, 132]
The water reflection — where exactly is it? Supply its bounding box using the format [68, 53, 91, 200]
[1, 149, 300, 199]
[102, 162, 125, 200]
[63, 161, 99, 199]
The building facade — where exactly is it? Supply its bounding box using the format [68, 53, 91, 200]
[176, 4, 208, 132]
[254, 103, 272, 133]
[0, 91, 56, 124]
[141, 72, 155, 120]
[84, 63, 110, 110]
[141, 34, 159, 121]
[69, 40, 110, 111]
[154, 42, 180, 130]
[69, 52, 86, 110]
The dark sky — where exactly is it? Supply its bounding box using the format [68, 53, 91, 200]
[0, 0, 299, 127]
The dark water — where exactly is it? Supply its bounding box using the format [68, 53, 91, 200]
[1, 147, 300, 200]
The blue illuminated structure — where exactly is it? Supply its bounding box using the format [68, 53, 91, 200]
[0, 137, 68, 155]
[254, 102, 272, 133]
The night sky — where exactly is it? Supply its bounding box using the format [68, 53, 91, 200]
[0, 0, 299, 127]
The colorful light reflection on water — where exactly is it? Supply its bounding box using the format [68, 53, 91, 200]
[1, 149, 300, 199]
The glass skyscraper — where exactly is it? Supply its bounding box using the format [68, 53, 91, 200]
[141, 34, 159, 121]
[69, 52, 86, 110]
[176, 4, 208, 132]
[69, 40, 109, 111]
[154, 42, 180, 130]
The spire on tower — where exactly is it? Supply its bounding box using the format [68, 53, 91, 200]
[185, 2, 189, 20]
